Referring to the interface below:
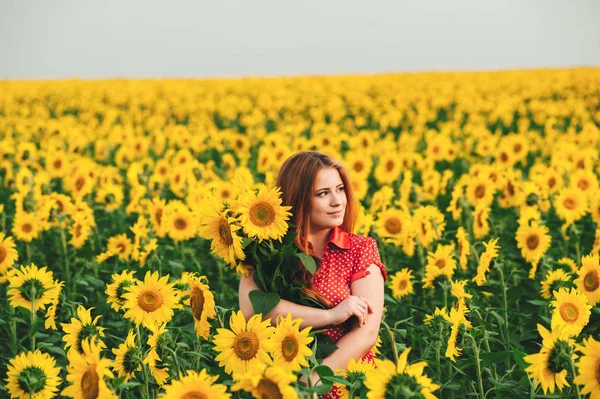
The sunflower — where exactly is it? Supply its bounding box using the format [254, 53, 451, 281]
[557, 257, 578, 273]
[516, 221, 552, 278]
[61, 305, 106, 355]
[44, 279, 64, 331]
[236, 184, 292, 242]
[590, 196, 600, 226]
[554, 187, 588, 225]
[344, 152, 373, 180]
[456, 227, 471, 271]
[571, 168, 598, 194]
[112, 330, 142, 382]
[389, 268, 414, 299]
[165, 201, 197, 242]
[197, 204, 246, 266]
[574, 254, 600, 306]
[61, 339, 116, 399]
[106, 233, 133, 261]
[423, 244, 456, 289]
[472, 204, 491, 239]
[213, 310, 275, 378]
[0, 232, 19, 280]
[46, 150, 70, 178]
[333, 357, 376, 399]
[472, 238, 500, 286]
[105, 270, 138, 312]
[147, 197, 168, 237]
[540, 269, 572, 300]
[183, 274, 216, 339]
[122, 271, 182, 329]
[374, 152, 403, 185]
[465, 175, 495, 208]
[5, 350, 61, 399]
[450, 280, 473, 304]
[550, 288, 591, 338]
[524, 323, 574, 395]
[423, 307, 449, 326]
[412, 205, 446, 249]
[7, 264, 56, 312]
[159, 369, 231, 399]
[365, 348, 440, 399]
[231, 363, 298, 399]
[269, 313, 314, 372]
[447, 184, 464, 221]
[144, 323, 170, 385]
[95, 184, 124, 212]
[375, 207, 412, 248]
[573, 336, 600, 398]
[12, 212, 41, 242]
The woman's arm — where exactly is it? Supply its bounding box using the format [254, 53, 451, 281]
[239, 271, 372, 330]
[239, 271, 332, 329]
[318, 264, 385, 372]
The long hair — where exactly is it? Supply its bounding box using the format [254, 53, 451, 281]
[276, 151, 358, 307]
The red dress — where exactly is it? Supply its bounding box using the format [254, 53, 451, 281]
[309, 226, 387, 399]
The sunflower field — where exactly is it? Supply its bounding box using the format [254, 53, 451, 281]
[1, 68, 600, 398]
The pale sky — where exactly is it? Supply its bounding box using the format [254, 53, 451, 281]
[1, 0, 599, 79]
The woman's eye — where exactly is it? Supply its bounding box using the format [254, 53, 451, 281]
[338, 186, 344, 191]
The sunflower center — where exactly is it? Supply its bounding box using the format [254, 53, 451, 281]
[182, 391, 208, 399]
[353, 162, 364, 172]
[155, 209, 163, 225]
[80, 366, 100, 399]
[385, 160, 395, 172]
[138, 290, 164, 312]
[174, 217, 187, 230]
[0, 245, 6, 263]
[384, 217, 402, 235]
[526, 193, 539, 206]
[53, 159, 62, 169]
[281, 336, 299, 361]
[559, 303, 579, 323]
[507, 180, 515, 196]
[75, 177, 85, 191]
[398, 280, 408, 290]
[578, 179, 589, 190]
[249, 202, 275, 227]
[233, 331, 259, 361]
[17, 366, 47, 394]
[526, 234, 540, 250]
[218, 219, 234, 246]
[435, 259, 446, 269]
[256, 378, 283, 399]
[190, 287, 205, 320]
[500, 152, 508, 162]
[583, 271, 599, 292]
[548, 177, 556, 188]
[563, 198, 576, 210]
[116, 243, 126, 254]
[474, 185, 486, 198]
[75, 224, 83, 237]
[22, 223, 33, 233]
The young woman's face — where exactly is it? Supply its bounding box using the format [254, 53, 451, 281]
[309, 167, 347, 231]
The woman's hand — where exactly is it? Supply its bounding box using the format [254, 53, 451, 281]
[326, 295, 373, 326]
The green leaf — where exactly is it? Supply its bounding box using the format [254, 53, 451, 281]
[249, 290, 280, 317]
[312, 365, 334, 394]
[315, 333, 338, 360]
[512, 347, 528, 371]
[297, 252, 316, 274]
[480, 351, 511, 364]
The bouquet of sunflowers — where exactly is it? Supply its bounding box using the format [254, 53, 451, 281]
[198, 183, 321, 316]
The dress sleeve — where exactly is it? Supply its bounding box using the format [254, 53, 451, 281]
[350, 237, 387, 283]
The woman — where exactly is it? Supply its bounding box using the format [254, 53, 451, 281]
[239, 151, 386, 397]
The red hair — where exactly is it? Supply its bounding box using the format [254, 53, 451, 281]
[276, 151, 358, 307]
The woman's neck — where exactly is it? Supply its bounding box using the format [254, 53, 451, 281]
[308, 227, 332, 259]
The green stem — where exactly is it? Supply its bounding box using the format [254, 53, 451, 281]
[381, 320, 398, 363]
[136, 325, 151, 399]
[570, 356, 581, 398]
[466, 333, 485, 399]
[497, 265, 511, 357]
[26, 242, 31, 264]
[60, 228, 72, 288]
[30, 285, 36, 351]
